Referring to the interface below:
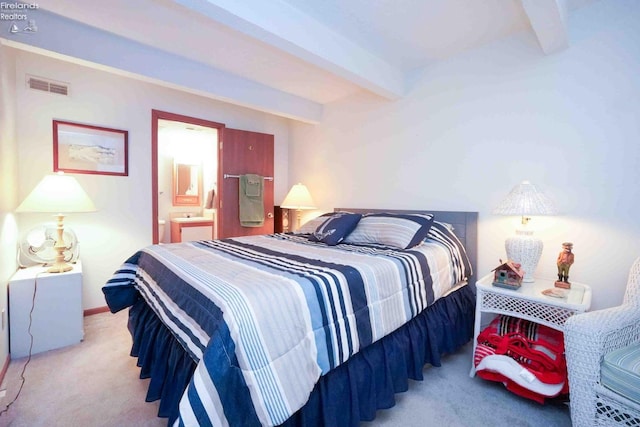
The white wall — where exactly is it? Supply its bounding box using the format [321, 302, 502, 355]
[289, 0, 640, 311]
[0, 44, 19, 365]
[12, 49, 291, 310]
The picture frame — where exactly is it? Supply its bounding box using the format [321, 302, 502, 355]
[53, 120, 128, 176]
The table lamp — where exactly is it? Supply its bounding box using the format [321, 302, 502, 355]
[493, 180, 557, 282]
[16, 172, 97, 273]
[281, 183, 316, 231]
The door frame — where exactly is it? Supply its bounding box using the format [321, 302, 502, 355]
[151, 109, 225, 244]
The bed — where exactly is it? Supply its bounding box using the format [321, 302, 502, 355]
[102, 209, 478, 426]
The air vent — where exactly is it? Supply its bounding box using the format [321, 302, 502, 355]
[26, 75, 69, 96]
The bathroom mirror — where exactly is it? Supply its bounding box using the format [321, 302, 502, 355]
[173, 161, 202, 206]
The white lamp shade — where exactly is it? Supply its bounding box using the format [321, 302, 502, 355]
[16, 173, 97, 214]
[492, 180, 557, 216]
[281, 183, 316, 210]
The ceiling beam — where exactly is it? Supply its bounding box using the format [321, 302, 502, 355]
[521, 0, 569, 54]
[2, 8, 323, 124]
[172, 0, 405, 100]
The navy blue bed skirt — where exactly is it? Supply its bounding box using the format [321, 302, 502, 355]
[126, 285, 476, 426]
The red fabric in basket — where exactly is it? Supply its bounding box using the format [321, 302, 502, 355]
[474, 315, 568, 403]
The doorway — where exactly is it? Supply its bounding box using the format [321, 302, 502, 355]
[151, 110, 224, 244]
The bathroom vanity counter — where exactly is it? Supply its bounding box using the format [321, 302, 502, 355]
[170, 217, 214, 242]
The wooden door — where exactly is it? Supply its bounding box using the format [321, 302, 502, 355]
[218, 128, 274, 238]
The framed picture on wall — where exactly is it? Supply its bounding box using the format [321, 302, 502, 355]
[53, 120, 128, 176]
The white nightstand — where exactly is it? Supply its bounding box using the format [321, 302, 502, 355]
[470, 273, 592, 376]
[8, 261, 84, 358]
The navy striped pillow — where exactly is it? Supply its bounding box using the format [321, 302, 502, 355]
[426, 221, 473, 283]
[343, 212, 434, 249]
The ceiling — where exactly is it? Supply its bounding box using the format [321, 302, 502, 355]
[5, 0, 598, 122]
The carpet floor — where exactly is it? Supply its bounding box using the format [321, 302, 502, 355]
[0, 310, 572, 427]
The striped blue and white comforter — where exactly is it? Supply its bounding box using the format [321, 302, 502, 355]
[104, 233, 467, 426]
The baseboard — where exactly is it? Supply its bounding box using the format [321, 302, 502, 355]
[83, 306, 110, 316]
[0, 354, 9, 387]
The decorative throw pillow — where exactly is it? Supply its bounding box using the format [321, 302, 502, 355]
[309, 212, 362, 246]
[343, 212, 434, 249]
[297, 213, 334, 234]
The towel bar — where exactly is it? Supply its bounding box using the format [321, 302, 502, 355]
[223, 174, 273, 181]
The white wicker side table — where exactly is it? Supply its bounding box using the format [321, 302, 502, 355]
[469, 273, 592, 377]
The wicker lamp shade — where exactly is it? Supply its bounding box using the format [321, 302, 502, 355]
[493, 181, 558, 217]
[493, 181, 557, 282]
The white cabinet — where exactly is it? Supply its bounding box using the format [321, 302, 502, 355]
[8, 261, 84, 358]
[170, 217, 214, 242]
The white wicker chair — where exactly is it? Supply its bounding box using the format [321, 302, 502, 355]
[564, 257, 640, 426]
